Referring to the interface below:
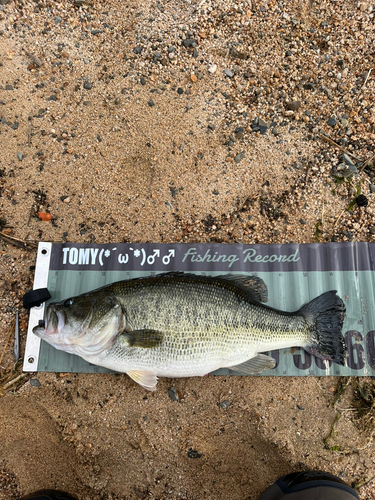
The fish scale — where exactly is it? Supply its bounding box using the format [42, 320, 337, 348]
[106, 278, 309, 376]
[33, 273, 347, 391]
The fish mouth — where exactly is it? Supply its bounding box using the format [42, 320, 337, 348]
[33, 306, 65, 337]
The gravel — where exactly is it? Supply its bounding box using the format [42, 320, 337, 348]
[168, 386, 180, 402]
[327, 116, 337, 127]
[218, 400, 231, 409]
[258, 118, 269, 135]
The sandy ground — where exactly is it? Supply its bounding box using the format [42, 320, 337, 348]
[1, 0, 375, 498]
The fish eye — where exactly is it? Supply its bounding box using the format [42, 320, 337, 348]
[64, 298, 74, 308]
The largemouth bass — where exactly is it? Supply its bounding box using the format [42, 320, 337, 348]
[33, 273, 347, 391]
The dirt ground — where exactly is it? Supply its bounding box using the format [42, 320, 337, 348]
[1, 0, 375, 498]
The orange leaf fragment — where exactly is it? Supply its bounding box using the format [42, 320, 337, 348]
[37, 212, 52, 221]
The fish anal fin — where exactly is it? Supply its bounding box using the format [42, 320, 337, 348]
[127, 370, 158, 391]
[228, 354, 276, 375]
[119, 329, 163, 348]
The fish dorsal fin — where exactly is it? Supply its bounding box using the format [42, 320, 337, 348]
[119, 329, 163, 349]
[213, 274, 268, 303]
[228, 354, 276, 375]
[127, 370, 158, 391]
[151, 272, 268, 303]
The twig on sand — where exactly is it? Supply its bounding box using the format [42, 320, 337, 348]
[331, 209, 345, 239]
[0, 373, 28, 397]
[359, 153, 375, 173]
[0, 320, 15, 369]
[354, 428, 375, 451]
[24, 50, 42, 68]
[0, 233, 37, 251]
[27, 117, 33, 147]
[360, 68, 372, 91]
[304, 166, 311, 184]
[356, 474, 375, 490]
[318, 133, 362, 162]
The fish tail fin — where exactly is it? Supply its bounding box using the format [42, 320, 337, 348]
[300, 290, 347, 365]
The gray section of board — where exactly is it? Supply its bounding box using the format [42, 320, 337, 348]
[33, 259, 375, 376]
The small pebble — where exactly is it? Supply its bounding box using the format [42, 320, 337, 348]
[183, 38, 196, 48]
[286, 100, 301, 111]
[208, 64, 217, 74]
[234, 152, 244, 163]
[187, 449, 202, 459]
[327, 116, 337, 127]
[356, 194, 368, 207]
[30, 379, 41, 387]
[303, 82, 315, 90]
[341, 118, 348, 127]
[258, 118, 268, 134]
[17, 152, 23, 161]
[168, 386, 180, 402]
[224, 69, 233, 78]
[343, 154, 355, 167]
[218, 400, 231, 409]
[83, 81, 92, 90]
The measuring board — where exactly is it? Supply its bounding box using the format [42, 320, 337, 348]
[24, 242, 375, 377]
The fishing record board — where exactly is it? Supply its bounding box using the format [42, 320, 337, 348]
[24, 242, 375, 377]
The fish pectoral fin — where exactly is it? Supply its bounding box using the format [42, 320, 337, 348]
[127, 370, 158, 391]
[228, 354, 276, 375]
[119, 329, 163, 348]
